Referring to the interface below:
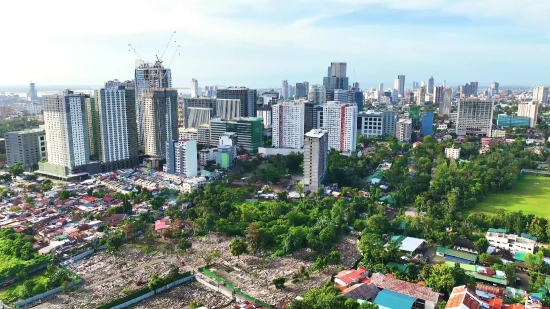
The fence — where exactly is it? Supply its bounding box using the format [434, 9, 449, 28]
[14, 279, 82, 307]
[197, 268, 273, 309]
[95, 272, 193, 309]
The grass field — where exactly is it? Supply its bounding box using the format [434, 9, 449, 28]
[469, 175, 550, 218]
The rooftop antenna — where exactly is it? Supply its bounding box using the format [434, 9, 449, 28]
[160, 31, 176, 61]
[128, 44, 143, 61]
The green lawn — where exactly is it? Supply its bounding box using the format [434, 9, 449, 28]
[469, 175, 550, 218]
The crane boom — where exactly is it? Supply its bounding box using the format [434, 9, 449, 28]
[128, 44, 142, 60]
[168, 45, 181, 67]
[160, 31, 176, 60]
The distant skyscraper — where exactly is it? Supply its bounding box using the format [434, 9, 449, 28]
[43, 90, 90, 169]
[434, 86, 444, 106]
[533, 86, 549, 103]
[456, 98, 493, 136]
[378, 83, 384, 94]
[303, 129, 328, 191]
[439, 87, 453, 116]
[427, 76, 434, 94]
[135, 60, 172, 146]
[272, 101, 305, 149]
[282, 80, 289, 99]
[217, 87, 257, 117]
[517, 101, 539, 128]
[322, 101, 358, 152]
[470, 81, 479, 97]
[191, 78, 199, 98]
[295, 83, 307, 98]
[308, 85, 327, 105]
[323, 62, 349, 101]
[28, 82, 38, 101]
[490, 82, 499, 96]
[397, 75, 405, 96]
[95, 80, 139, 170]
[142, 88, 179, 158]
[417, 86, 427, 105]
[352, 82, 360, 91]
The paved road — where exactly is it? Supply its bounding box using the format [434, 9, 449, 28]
[28, 257, 183, 309]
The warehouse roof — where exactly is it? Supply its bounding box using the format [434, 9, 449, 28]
[437, 247, 478, 262]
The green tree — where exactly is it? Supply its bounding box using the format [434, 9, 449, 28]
[9, 162, 24, 177]
[424, 264, 456, 296]
[229, 238, 248, 259]
[272, 276, 286, 289]
[246, 223, 261, 251]
[474, 238, 489, 254]
[199, 250, 220, 266]
[150, 195, 166, 210]
[177, 238, 192, 253]
[189, 301, 205, 309]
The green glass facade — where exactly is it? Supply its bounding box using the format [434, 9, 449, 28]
[408, 105, 420, 125]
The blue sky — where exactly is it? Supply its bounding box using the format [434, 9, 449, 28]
[2, 0, 550, 89]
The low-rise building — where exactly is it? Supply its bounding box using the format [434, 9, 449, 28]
[485, 228, 536, 254]
[445, 147, 461, 159]
[369, 273, 440, 309]
[445, 286, 482, 309]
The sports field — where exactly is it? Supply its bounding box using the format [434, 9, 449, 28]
[469, 175, 550, 218]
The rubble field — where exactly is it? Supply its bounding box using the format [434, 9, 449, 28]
[131, 282, 230, 309]
[184, 233, 362, 305]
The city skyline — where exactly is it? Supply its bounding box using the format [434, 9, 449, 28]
[3, 0, 550, 88]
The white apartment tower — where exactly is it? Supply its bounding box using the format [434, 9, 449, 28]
[96, 81, 139, 167]
[456, 98, 494, 136]
[191, 78, 199, 98]
[303, 129, 328, 191]
[517, 101, 539, 128]
[166, 139, 198, 177]
[533, 86, 549, 104]
[272, 101, 305, 149]
[308, 84, 327, 105]
[322, 101, 358, 153]
[142, 88, 179, 158]
[395, 119, 412, 142]
[43, 90, 89, 169]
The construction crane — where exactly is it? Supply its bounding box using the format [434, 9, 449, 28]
[168, 45, 180, 67]
[128, 44, 142, 61]
[160, 31, 176, 61]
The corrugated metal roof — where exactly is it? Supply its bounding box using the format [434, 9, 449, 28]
[374, 289, 416, 309]
[370, 273, 440, 303]
[437, 247, 478, 262]
[444, 261, 477, 272]
[488, 228, 507, 233]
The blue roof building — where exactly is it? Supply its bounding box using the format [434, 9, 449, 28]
[374, 289, 416, 309]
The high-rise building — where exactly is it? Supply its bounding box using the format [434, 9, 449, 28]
[417, 86, 427, 104]
[27, 82, 38, 101]
[456, 98, 494, 136]
[434, 86, 444, 105]
[333, 89, 348, 103]
[142, 88, 179, 158]
[490, 82, 499, 96]
[421, 112, 434, 136]
[43, 90, 90, 169]
[533, 86, 549, 103]
[197, 124, 211, 146]
[217, 87, 257, 117]
[397, 75, 405, 96]
[303, 129, 328, 192]
[322, 101, 358, 153]
[85, 96, 100, 160]
[409, 105, 420, 125]
[427, 76, 434, 94]
[439, 87, 453, 116]
[378, 83, 384, 100]
[470, 81, 479, 97]
[165, 139, 197, 177]
[177, 94, 184, 128]
[295, 83, 307, 98]
[272, 101, 305, 149]
[304, 101, 315, 133]
[5, 128, 46, 169]
[308, 85, 327, 105]
[182, 97, 216, 128]
[135, 60, 172, 146]
[395, 119, 412, 142]
[323, 62, 349, 101]
[282, 80, 289, 99]
[216, 99, 240, 120]
[354, 91, 364, 112]
[257, 99, 273, 129]
[517, 101, 539, 128]
[357, 110, 398, 138]
[95, 80, 139, 170]
[191, 78, 199, 98]
[210, 117, 263, 152]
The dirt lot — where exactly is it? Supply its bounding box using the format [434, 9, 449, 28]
[25, 248, 185, 309]
[184, 233, 361, 305]
[131, 282, 230, 309]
